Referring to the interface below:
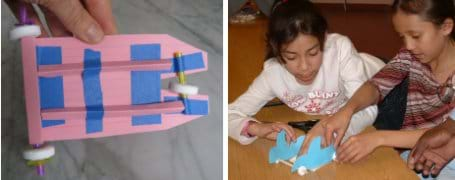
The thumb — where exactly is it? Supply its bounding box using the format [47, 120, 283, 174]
[30, 0, 104, 43]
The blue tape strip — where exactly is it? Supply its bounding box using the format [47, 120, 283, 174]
[131, 44, 161, 60]
[175, 54, 185, 72]
[86, 107, 104, 133]
[130, 44, 163, 123]
[164, 96, 179, 102]
[41, 119, 65, 128]
[184, 99, 208, 115]
[269, 131, 305, 163]
[130, 43, 162, 105]
[36, 46, 62, 65]
[291, 136, 335, 172]
[39, 76, 64, 109]
[183, 98, 190, 114]
[132, 114, 162, 126]
[164, 96, 208, 115]
[169, 52, 205, 72]
[131, 71, 161, 105]
[83, 49, 104, 134]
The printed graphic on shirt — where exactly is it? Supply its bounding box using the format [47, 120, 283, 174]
[281, 90, 346, 114]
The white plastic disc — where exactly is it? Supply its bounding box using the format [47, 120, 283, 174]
[23, 145, 55, 161]
[10, 25, 41, 40]
[169, 82, 199, 95]
[332, 153, 337, 161]
[297, 167, 308, 176]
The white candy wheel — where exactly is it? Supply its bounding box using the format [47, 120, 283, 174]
[332, 153, 337, 161]
[23, 145, 55, 161]
[275, 160, 280, 164]
[169, 82, 199, 95]
[10, 25, 41, 40]
[297, 167, 308, 176]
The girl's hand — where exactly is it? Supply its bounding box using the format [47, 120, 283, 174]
[248, 122, 296, 143]
[321, 108, 353, 148]
[336, 132, 382, 163]
[299, 118, 327, 155]
[300, 109, 353, 156]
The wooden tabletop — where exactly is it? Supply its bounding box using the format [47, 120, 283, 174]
[228, 105, 419, 180]
[228, 17, 418, 180]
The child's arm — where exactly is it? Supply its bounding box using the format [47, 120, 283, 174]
[228, 69, 276, 145]
[300, 36, 382, 154]
[323, 81, 382, 146]
[375, 129, 429, 148]
[336, 129, 429, 163]
[322, 51, 411, 148]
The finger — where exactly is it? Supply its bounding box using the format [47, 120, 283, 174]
[413, 155, 427, 172]
[416, 160, 424, 171]
[422, 159, 434, 176]
[411, 142, 428, 164]
[285, 131, 291, 144]
[271, 125, 281, 132]
[83, 0, 117, 34]
[30, 0, 104, 43]
[39, 6, 72, 37]
[289, 125, 296, 141]
[286, 125, 296, 141]
[337, 137, 354, 157]
[299, 135, 313, 156]
[416, 154, 427, 168]
[342, 147, 358, 163]
[321, 131, 327, 148]
[278, 124, 296, 142]
[264, 131, 277, 140]
[338, 142, 356, 162]
[431, 164, 443, 176]
[269, 132, 278, 140]
[408, 149, 417, 169]
[333, 130, 345, 149]
[324, 125, 333, 147]
[422, 151, 447, 175]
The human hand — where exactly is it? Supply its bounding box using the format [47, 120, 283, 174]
[415, 138, 455, 176]
[247, 122, 296, 143]
[321, 108, 353, 149]
[408, 121, 455, 171]
[6, 0, 117, 43]
[299, 109, 352, 156]
[298, 118, 327, 156]
[336, 132, 382, 163]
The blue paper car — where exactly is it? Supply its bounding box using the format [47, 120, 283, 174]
[269, 130, 336, 175]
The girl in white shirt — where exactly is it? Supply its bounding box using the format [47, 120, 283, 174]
[228, 0, 384, 150]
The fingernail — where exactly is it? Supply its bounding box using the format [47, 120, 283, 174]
[86, 24, 103, 43]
